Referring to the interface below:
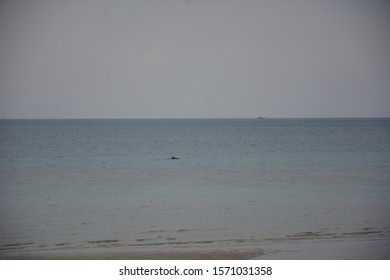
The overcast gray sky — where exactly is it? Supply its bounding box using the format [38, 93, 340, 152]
[0, 0, 389, 118]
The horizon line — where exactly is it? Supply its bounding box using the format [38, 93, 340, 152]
[1, 116, 389, 120]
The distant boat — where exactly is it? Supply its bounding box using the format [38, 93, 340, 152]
[256, 116, 266, 119]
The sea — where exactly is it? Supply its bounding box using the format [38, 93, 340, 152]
[0, 118, 389, 258]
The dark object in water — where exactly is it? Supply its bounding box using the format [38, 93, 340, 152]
[171, 156, 180, 160]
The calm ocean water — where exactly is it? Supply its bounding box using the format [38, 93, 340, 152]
[0, 118, 389, 257]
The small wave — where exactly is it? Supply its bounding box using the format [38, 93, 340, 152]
[1, 242, 34, 247]
[342, 231, 383, 236]
[87, 239, 119, 244]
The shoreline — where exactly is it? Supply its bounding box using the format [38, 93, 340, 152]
[1, 237, 389, 260]
[0, 249, 263, 260]
[254, 238, 390, 260]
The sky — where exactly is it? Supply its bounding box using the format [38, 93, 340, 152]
[0, 0, 389, 119]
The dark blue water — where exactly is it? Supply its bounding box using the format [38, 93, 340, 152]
[1, 118, 389, 257]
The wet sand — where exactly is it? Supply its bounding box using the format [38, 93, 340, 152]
[0, 249, 264, 260]
[255, 238, 390, 260]
[1, 237, 389, 260]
